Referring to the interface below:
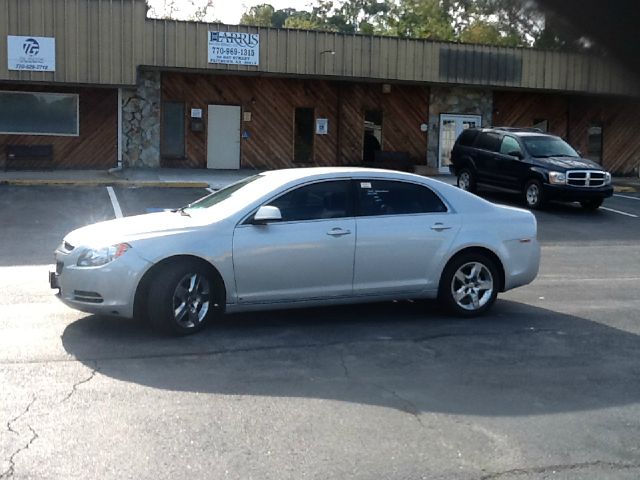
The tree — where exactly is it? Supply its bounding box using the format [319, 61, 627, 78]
[240, 4, 276, 27]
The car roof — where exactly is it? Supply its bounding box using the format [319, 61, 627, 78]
[259, 166, 426, 183]
[467, 127, 560, 138]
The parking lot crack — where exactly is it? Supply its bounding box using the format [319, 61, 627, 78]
[339, 348, 426, 429]
[1, 396, 39, 480]
[5, 396, 36, 436]
[480, 460, 640, 479]
[61, 361, 99, 403]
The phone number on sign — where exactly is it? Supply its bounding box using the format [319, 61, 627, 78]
[13, 64, 51, 71]
[210, 47, 256, 57]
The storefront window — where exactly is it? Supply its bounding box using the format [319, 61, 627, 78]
[161, 102, 185, 158]
[0, 91, 79, 136]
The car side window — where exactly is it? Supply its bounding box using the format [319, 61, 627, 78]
[267, 180, 350, 222]
[356, 180, 447, 217]
[500, 136, 522, 156]
[475, 132, 502, 152]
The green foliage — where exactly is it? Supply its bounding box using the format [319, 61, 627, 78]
[234, 0, 592, 51]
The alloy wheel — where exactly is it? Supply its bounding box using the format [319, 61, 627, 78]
[450, 262, 494, 311]
[172, 273, 211, 328]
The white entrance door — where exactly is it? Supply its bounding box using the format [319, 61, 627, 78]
[207, 105, 241, 169]
[438, 114, 482, 173]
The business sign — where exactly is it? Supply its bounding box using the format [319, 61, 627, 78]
[7, 36, 56, 71]
[208, 31, 259, 66]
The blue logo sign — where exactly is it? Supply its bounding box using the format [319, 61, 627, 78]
[23, 38, 40, 56]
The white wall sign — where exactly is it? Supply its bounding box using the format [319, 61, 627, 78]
[7, 36, 56, 71]
[208, 31, 259, 66]
[191, 108, 203, 118]
[316, 118, 328, 135]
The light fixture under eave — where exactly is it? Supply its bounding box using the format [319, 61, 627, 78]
[320, 50, 336, 56]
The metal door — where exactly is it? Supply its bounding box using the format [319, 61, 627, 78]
[207, 105, 241, 169]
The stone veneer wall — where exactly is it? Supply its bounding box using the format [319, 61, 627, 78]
[427, 87, 493, 169]
[122, 70, 161, 168]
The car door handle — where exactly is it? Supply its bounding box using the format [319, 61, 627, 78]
[431, 223, 452, 232]
[326, 228, 352, 237]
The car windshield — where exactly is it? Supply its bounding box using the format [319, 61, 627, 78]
[522, 136, 579, 158]
[183, 174, 264, 211]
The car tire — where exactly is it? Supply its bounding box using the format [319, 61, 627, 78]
[580, 198, 603, 211]
[524, 179, 545, 209]
[457, 168, 477, 193]
[439, 252, 499, 317]
[147, 260, 222, 335]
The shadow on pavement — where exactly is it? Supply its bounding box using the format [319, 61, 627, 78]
[62, 299, 640, 417]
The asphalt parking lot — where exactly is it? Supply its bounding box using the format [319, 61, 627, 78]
[1, 184, 639, 480]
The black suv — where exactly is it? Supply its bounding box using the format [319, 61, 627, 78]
[449, 127, 613, 210]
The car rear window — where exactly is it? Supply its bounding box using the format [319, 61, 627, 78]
[475, 132, 502, 152]
[456, 129, 480, 147]
[357, 180, 447, 216]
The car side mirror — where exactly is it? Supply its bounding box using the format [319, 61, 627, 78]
[508, 150, 524, 159]
[576, 149, 583, 156]
[252, 205, 282, 224]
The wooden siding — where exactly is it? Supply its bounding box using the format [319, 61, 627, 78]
[568, 97, 640, 174]
[161, 73, 428, 169]
[1, 0, 639, 97]
[0, 85, 117, 169]
[493, 91, 640, 174]
[493, 92, 570, 138]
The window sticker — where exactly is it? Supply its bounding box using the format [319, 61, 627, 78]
[360, 182, 372, 189]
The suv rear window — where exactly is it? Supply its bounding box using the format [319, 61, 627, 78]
[475, 132, 502, 152]
[456, 129, 480, 147]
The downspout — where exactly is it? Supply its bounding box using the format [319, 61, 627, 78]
[109, 87, 124, 173]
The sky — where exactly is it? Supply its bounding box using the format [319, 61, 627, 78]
[147, 0, 313, 24]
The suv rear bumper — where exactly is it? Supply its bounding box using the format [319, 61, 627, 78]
[542, 184, 614, 201]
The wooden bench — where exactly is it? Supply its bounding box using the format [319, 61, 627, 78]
[5, 145, 54, 170]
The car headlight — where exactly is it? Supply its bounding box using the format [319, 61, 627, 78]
[77, 243, 131, 267]
[604, 172, 612, 185]
[548, 171, 566, 185]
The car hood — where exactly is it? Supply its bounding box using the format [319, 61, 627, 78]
[537, 156, 602, 170]
[64, 211, 207, 248]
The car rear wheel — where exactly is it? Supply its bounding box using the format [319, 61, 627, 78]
[439, 253, 499, 317]
[524, 179, 545, 209]
[148, 261, 222, 335]
[457, 169, 477, 193]
[580, 198, 603, 210]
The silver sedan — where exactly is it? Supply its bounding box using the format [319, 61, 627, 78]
[50, 168, 540, 335]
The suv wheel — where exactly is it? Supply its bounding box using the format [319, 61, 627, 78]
[580, 198, 603, 211]
[524, 179, 545, 209]
[457, 169, 477, 193]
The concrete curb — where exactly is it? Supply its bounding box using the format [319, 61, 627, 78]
[0, 179, 211, 188]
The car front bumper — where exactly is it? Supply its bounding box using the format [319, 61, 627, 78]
[542, 184, 614, 202]
[50, 248, 152, 318]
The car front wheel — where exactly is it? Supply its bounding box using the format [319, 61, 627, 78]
[439, 253, 499, 316]
[148, 261, 222, 335]
[457, 168, 477, 193]
[524, 179, 545, 209]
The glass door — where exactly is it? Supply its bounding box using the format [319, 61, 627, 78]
[438, 114, 482, 173]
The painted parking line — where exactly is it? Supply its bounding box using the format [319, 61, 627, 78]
[106, 186, 123, 219]
[614, 194, 640, 201]
[600, 206, 638, 218]
[206, 187, 215, 194]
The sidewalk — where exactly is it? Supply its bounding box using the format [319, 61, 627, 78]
[0, 167, 638, 192]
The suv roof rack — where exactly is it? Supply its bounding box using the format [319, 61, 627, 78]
[492, 127, 543, 133]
